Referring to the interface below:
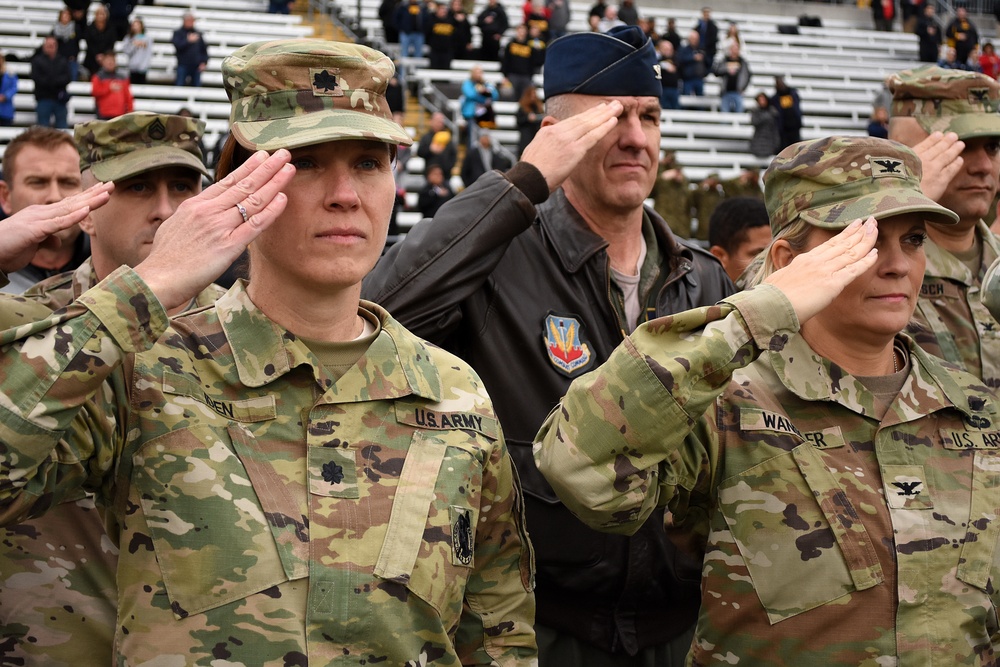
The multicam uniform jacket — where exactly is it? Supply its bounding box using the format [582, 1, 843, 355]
[0, 259, 225, 667]
[0, 267, 536, 666]
[908, 221, 1000, 389]
[536, 285, 1000, 666]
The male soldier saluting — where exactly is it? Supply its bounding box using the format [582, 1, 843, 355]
[887, 66, 1000, 387]
[0, 111, 218, 667]
[365, 25, 733, 667]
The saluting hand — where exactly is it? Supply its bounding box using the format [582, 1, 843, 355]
[134, 149, 294, 311]
[0, 182, 114, 274]
[764, 217, 879, 324]
[521, 100, 622, 193]
[912, 131, 964, 204]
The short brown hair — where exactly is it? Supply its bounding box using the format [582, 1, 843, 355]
[2, 126, 78, 185]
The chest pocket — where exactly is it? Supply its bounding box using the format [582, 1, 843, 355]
[718, 440, 882, 624]
[131, 424, 292, 619]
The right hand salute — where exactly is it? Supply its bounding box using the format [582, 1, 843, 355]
[521, 100, 623, 193]
[0, 182, 114, 274]
[134, 149, 294, 311]
[764, 217, 879, 324]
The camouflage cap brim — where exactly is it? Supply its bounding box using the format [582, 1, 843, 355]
[231, 107, 412, 151]
[914, 110, 1000, 140]
[797, 187, 959, 229]
[88, 145, 210, 183]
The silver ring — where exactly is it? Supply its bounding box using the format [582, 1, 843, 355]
[236, 203, 249, 223]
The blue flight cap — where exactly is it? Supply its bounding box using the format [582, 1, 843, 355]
[543, 26, 663, 98]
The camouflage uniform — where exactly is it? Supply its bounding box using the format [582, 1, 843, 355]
[651, 160, 693, 239]
[691, 175, 723, 242]
[888, 66, 1000, 389]
[0, 269, 536, 665]
[0, 112, 215, 667]
[535, 138, 1000, 665]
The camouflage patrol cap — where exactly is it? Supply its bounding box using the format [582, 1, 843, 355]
[888, 65, 1000, 139]
[222, 39, 411, 151]
[75, 112, 210, 182]
[764, 136, 958, 234]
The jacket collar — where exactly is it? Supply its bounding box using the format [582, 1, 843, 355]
[923, 219, 1000, 284]
[218, 284, 442, 403]
[536, 187, 691, 274]
[766, 331, 993, 423]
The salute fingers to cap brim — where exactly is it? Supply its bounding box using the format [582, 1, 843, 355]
[765, 218, 879, 325]
[523, 100, 623, 192]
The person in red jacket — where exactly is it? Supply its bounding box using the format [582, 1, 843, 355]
[91, 51, 134, 120]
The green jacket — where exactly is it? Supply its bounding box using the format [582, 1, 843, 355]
[909, 221, 1000, 389]
[536, 285, 1000, 665]
[0, 267, 536, 666]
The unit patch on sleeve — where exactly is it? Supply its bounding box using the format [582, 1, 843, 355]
[543, 312, 593, 377]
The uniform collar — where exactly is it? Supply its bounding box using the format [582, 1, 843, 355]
[537, 187, 690, 274]
[218, 284, 442, 403]
[766, 331, 993, 423]
[923, 219, 1000, 284]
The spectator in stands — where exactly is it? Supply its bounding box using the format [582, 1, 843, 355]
[172, 12, 209, 87]
[418, 163, 455, 216]
[946, 7, 978, 65]
[868, 105, 890, 138]
[652, 149, 691, 238]
[587, 0, 606, 31]
[981, 42, 1000, 78]
[121, 18, 151, 84]
[523, 0, 551, 42]
[65, 0, 91, 41]
[916, 3, 941, 63]
[52, 8, 81, 82]
[416, 112, 457, 176]
[939, 46, 963, 70]
[425, 3, 457, 69]
[692, 172, 723, 241]
[104, 0, 134, 40]
[0, 55, 16, 127]
[528, 24, 547, 65]
[706, 196, 769, 283]
[501, 25, 539, 105]
[678, 29, 707, 96]
[638, 16, 657, 42]
[719, 22, 741, 54]
[750, 92, 779, 157]
[476, 0, 509, 61]
[83, 4, 116, 79]
[516, 83, 543, 156]
[901, 0, 921, 32]
[176, 107, 209, 167]
[694, 6, 718, 66]
[547, 0, 569, 41]
[771, 76, 803, 149]
[365, 28, 732, 667]
[462, 68, 499, 147]
[451, 0, 474, 59]
[722, 167, 762, 200]
[663, 17, 681, 51]
[597, 6, 625, 33]
[656, 38, 680, 109]
[712, 42, 751, 113]
[268, 0, 294, 13]
[460, 130, 512, 187]
[872, 0, 895, 32]
[385, 63, 406, 114]
[394, 0, 427, 58]
[379, 0, 400, 43]
[91, 49, 133, 120]
[0, 127, 90, 293]
[31, 36, 72, 129]
[617, 0, 638, 27]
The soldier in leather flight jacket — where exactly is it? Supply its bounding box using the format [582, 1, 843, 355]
[364, 26, 733, 665]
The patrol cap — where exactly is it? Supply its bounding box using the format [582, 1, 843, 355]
[543, 25, 662, 99]
[888, 65, 1000, 140]
[222, 39, 411, 151]
[764, 136, 958, 234]
[75, 111, 210, 182]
